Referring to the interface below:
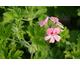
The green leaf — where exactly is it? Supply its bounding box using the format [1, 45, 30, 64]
[34, 25, 46, 38]
[64, 38, 80, 59]
[8, 41, 16, 49]
[67, 30, 80, 43]
[8, 8, 21, 18]
[32, 38, 46, 47]
[12, 50, 24, 59]
[27, 25, 35, 38]
[32, 9, 47, 19]
[0, 39, 8, 59]
[8, 49, 16, 59]
[0, 38, 23, 59]
[3, 12, 14, 24]
[3, 8, 22, 24]
[64, 51, 72, 58]
[27, 25, 46, 39]
[34, 50, 48, 59]
[0, 23, 12, 39]
[21, 9, 29, 18]
[0, 49, 6, 59]
[0, 24, 5, 39]
[0, 39, 7, 49]
[33, 45, 49, 59]
[59, 27, 70, 43]
[5, 24, 12, 38]
[27, 25, 47, 47]
[12, 19, 25, 40]
[8, 49, 24, 59]
[37, 14, 47, 24]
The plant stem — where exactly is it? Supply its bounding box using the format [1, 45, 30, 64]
[24, 40, 30, 46]
[7, 38, 30, 47]
[21, 19, 29, 21]
[30, 6, 33, 26]
[47, 20, 50, 28]
[17, 36, 30, 46]
[31, 53, 33, 59]
[25, 44, 29, 48]
[17, 36, 21, 42]
[7, 38, 21, 43]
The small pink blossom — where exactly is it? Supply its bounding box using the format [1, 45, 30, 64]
[50, 17, 64, 28]
[45, 28, 61, 43]
[40, 20, 45, 27]
[44, 17, 49, 22]
[50, 17, 59, 23]
[40, 17, 49, 27]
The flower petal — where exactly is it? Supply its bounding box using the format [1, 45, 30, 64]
[40, 20, 45, 27]
[47, 28, 54, 35]
[54, 35, 61, 42]
[50, 17, 64, 29]
[57, 24, 64, 29]
[50, 17, 59, 23]
[50, 36, 55, 43]
[53, 28, 60, 34]
[44, 35, 51, 40]
[44, 17, 49, 22]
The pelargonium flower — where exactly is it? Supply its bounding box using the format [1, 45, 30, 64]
[44, 28, 61, 43]
[50, 17, 64, 28]
[40, 20, 45, 27]
[40, 17, 49, 27]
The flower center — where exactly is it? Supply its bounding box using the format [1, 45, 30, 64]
[50, 32, 53, 35]
[53, 34, 54, 36]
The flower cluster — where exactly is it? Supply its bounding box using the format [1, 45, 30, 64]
[40, 16, 64, 43]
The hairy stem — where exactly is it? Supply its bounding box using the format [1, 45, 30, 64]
[30, 6, 33, 26]
[7, 38, 30, 48]
[17, 36, 30, 46]
[31, 53, 33, 59]
[21, 19, 29, 21]
[7, 38, 21, 43]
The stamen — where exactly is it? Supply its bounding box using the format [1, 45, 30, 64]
[53, 34, 54, 36]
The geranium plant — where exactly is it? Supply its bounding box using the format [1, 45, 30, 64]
[0, 6, 72, 59]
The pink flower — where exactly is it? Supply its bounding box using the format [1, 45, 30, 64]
[50, 17, 64, 28]
[45, 28, 61, 43]
[40, 20, 45, 27]
[40, 17, 49, 27]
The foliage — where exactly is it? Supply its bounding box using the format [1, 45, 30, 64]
[0, 39, 24, 59]
[59, 27, 70, 43]
[0, 23, 12, 39]
[0, 6, 80, 59]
